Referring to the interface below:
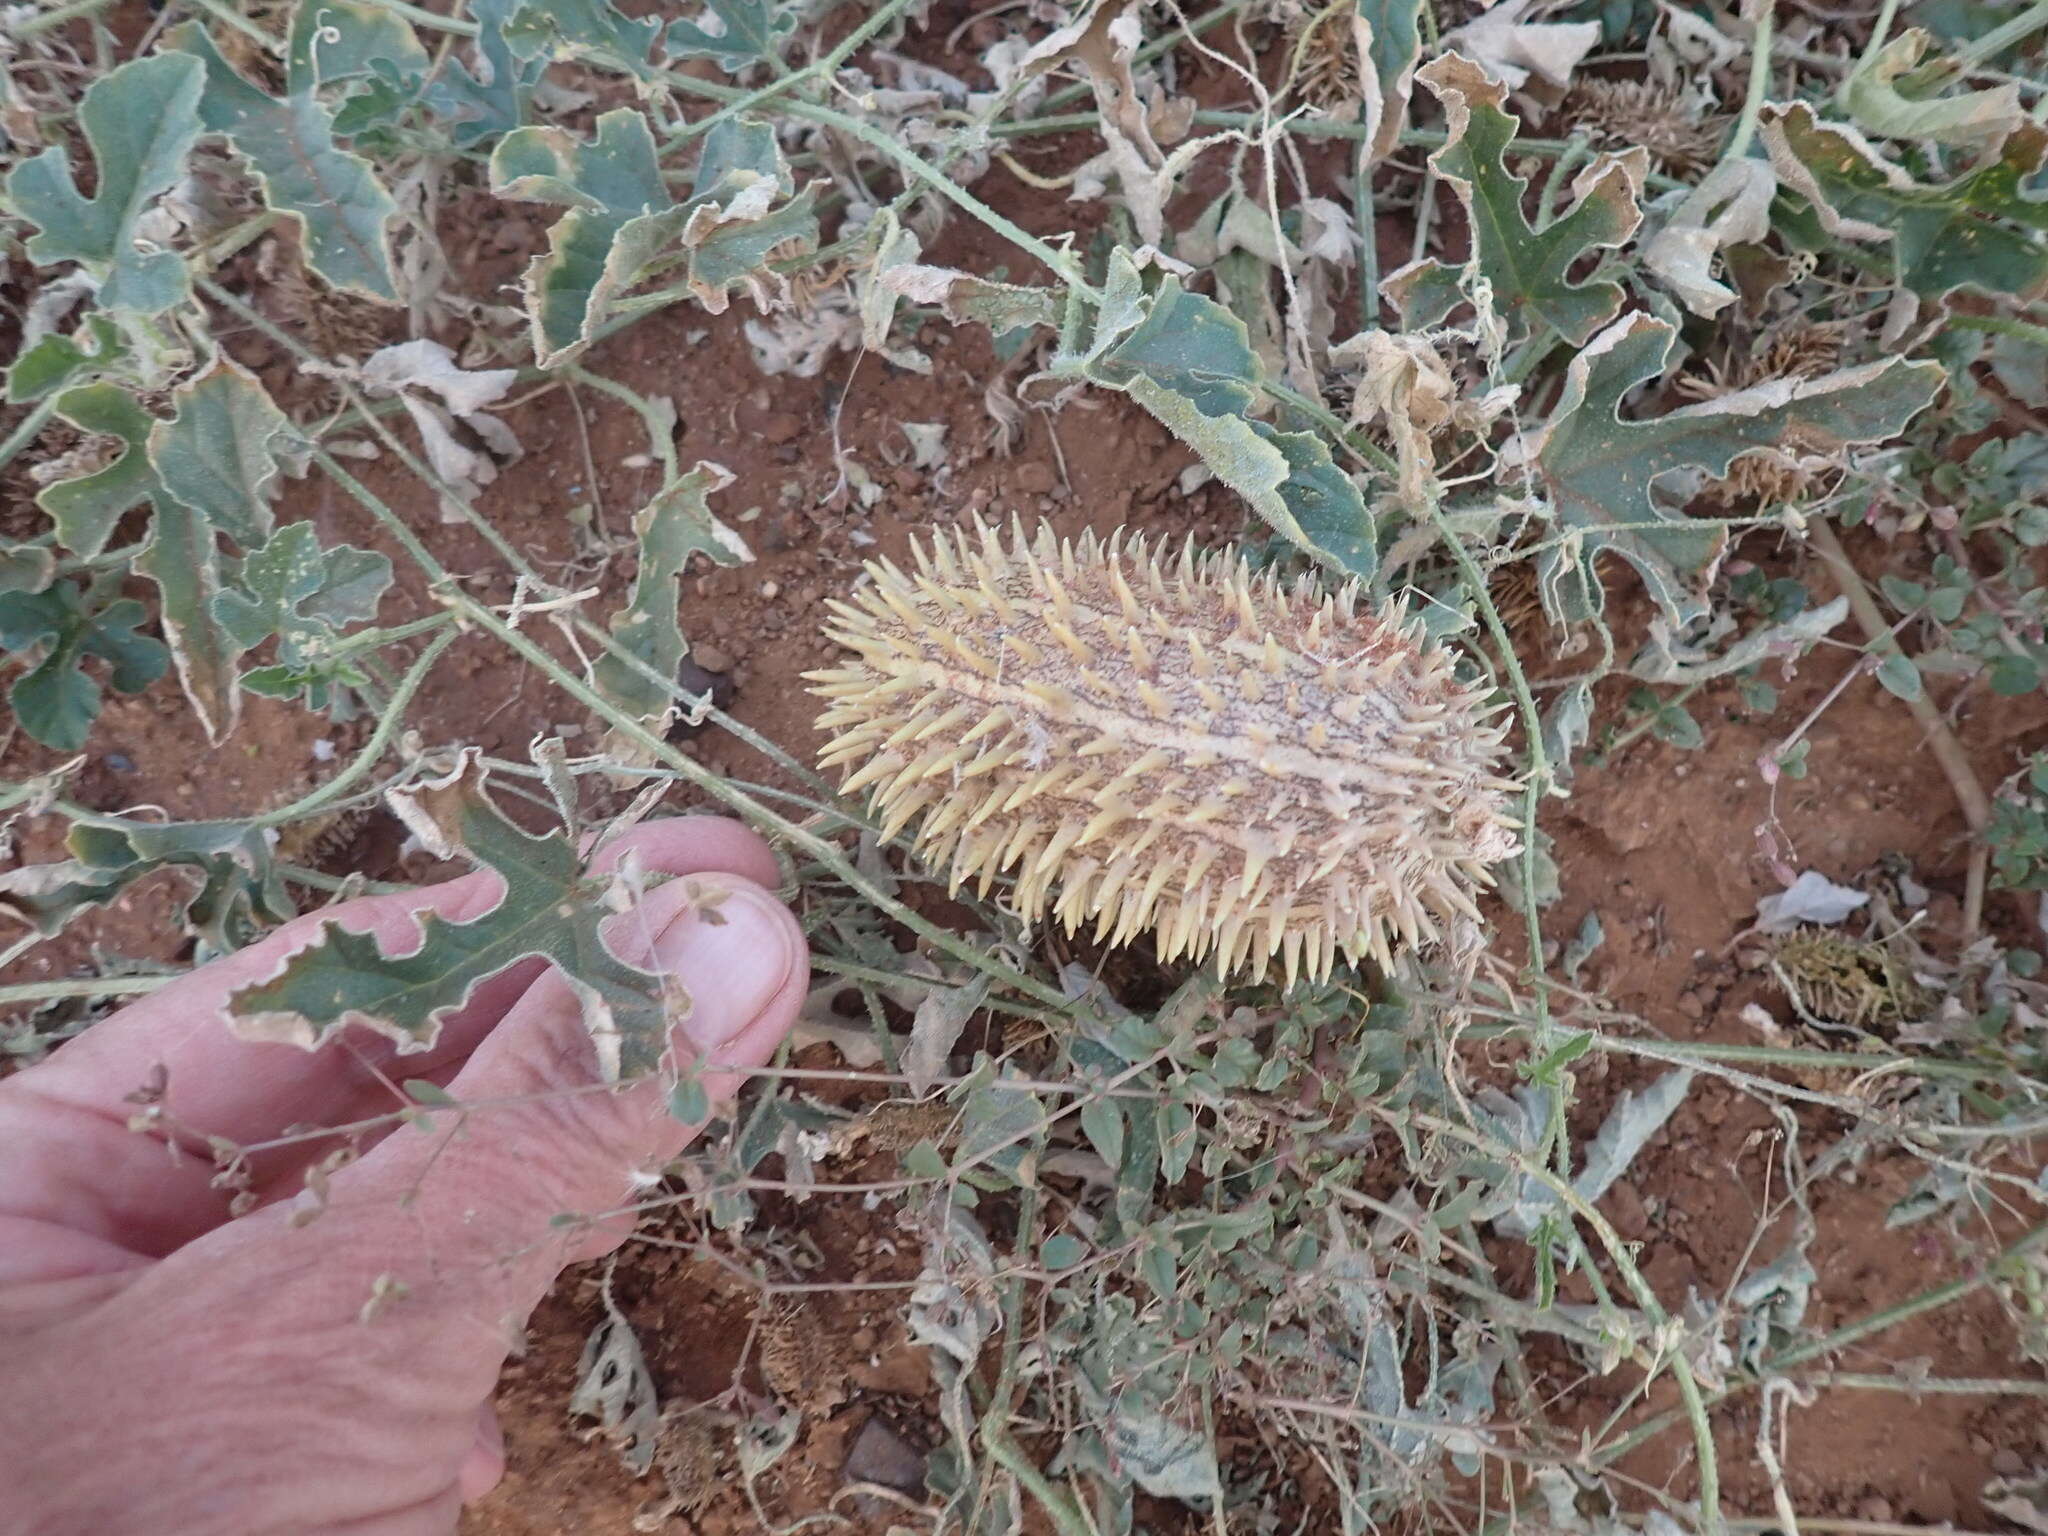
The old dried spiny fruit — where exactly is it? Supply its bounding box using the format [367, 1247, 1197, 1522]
[808, 519, 1521, 985]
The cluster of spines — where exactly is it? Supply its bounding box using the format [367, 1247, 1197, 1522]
[808, 516, 1519, 986]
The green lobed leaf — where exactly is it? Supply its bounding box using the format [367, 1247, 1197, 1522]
[6, 314, 127, 404]
[135, 359, 302, 741]
[1384, 54, 1644, 345]
[165, 21, 400, 300]
[503, 0, 661, 75]
[227, 755, 680, 1077]
[422, 0, 546, 146]
[0, 547, 55, 596]
[664, 0, 798, 72]
[493, 113, 815, 365]
[213, 519, 392, 704]
[0, 813, 289, 952]
[37, 384, 157, 559]
[0, 582, 169, 751]
[591, 462, 745, 732]
[1515, 312, 1943, 625]
[1762, 102, 2048, 300]
[1083, 252, 1377, 580]
[3, 53, 206, 314]
[147, 356, 299, 549]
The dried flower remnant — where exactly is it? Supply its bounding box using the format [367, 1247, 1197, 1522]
[808, 519, 1521, 985]
[1567, 78, 1729, 170]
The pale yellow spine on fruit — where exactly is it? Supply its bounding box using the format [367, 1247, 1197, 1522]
[806, 517, 1521, 986]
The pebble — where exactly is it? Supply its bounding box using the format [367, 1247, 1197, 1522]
[1677, 990, 1706, 1020]
[1858, 1497, 1893, 1523]
[843, 1416, 925, 1493]
[1015, 461, 1057, 495]
[761, 412, 803, 444]
[691, 643, 734, 675]
[103, 751, 136, 774]
[1991, 1447, 2026, 1477]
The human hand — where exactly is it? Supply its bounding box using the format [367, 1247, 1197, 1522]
[0, 817, 808, 1536]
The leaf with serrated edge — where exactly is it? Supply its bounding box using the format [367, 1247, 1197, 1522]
[6, 313, 126, 404]
[228, 755, 680, 1078]
[421, 0, 544, 146]
[1384, 54, 1644, 344]
[164, 22, 399, 300]
[4, 53, 205, 314]
[593, 462, 744, 733]
[1762, 102, 2048, 300]
[1513, 313, 1941, 625]
[1086, 252, 1377, 579]
[665, 0, 796, 71]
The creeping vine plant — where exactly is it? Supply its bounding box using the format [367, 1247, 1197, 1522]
[3, 1, 2048, 1533]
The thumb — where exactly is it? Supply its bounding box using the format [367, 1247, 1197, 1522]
[292, 874, 806, 1324]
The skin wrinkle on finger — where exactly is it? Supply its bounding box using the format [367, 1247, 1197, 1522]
[0, 819, 783, 1260]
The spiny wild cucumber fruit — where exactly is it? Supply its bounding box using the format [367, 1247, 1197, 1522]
[808, 518, 1522, 985]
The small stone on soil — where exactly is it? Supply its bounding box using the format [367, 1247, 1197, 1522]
[843, 1415, 925, 1493]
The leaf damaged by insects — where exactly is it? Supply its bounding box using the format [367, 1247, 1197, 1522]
[592, 460, 748, 743]
[225, 755, 688, 1079]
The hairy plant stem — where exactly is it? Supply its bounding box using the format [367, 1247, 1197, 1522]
[1722, 0, 1775, 163]
[980, 1186, 1093, 1536]
[1948, 311, 2048, 349]
[1599, 1219, 2048, 1462]
[1424, 502, 1552, 1028]
[0, 396, 63, 478]
[1806, 521, 1992, 938]
[1405, 1110, 1723, 1532]
[1953, 0, 2048, 66]
[12, 0, 118, 33]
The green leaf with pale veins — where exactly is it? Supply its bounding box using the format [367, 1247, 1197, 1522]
[1084, 252, 1377, 580]
[3, 53, 205, 314]
[164, 21, 399, 299]
[1383, 53, 1645, 344]
[593, 462, 746, 732]
[503, 0, 662, 75]
[1762, 102, 2048, 300]
[0, 581, 168, 751]
[664, 0, 797, 72]
[492, 113, 815, 365]
[1517, 313, 1943, 625]
[227, 756, 682, 1078]
[136, 359, 301, 741]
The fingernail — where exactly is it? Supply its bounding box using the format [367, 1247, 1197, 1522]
[647, 881, 801, 1053]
